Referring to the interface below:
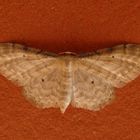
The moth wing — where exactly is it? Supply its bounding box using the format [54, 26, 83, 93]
[72, 44, 140, 110]
[0, 43, 72, 112]
[71, 65, 115, 111]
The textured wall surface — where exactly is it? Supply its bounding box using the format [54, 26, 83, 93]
[0, 0, 140, 139]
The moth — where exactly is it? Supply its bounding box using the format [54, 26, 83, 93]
[0, 43, 140, 113]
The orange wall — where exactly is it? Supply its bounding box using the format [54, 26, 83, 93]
[0, 1, 140, 139]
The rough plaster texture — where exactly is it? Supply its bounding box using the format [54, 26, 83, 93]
[0, 0, 140, 140]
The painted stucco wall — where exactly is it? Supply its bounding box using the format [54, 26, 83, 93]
[0, 1, 140, 139]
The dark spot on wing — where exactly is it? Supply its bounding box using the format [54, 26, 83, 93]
[42, 78, 45, 82]
[36, 50, 43, 54]
[95, 51, 101, 55]
[23, 47, 28, 51]
[108, 48, 113, 52]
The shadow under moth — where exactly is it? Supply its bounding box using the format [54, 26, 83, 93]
[0, 43, 140, 113]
